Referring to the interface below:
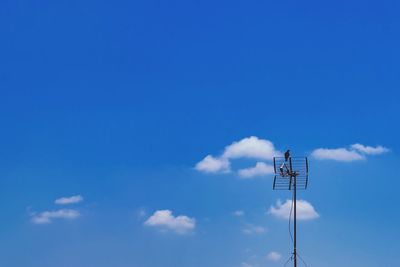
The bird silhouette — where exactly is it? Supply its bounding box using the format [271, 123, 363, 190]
[284, 150, 290, 161]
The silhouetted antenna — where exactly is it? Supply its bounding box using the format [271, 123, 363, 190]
[273, 151, 309, 267]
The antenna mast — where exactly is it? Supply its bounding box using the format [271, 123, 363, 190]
[273, 153, 309, 267]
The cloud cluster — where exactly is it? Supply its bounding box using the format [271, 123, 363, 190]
[31, 195, 84, 224]
[196, 138, 389, 175]
[268, 199, 319, 220]
[311, 144, 389, 162]
[195, 136, 280, 178]
[144, 210, 196, 234]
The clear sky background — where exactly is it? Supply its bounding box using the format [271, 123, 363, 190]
[1, 0, 400, 266]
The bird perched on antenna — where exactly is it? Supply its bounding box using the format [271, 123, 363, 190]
[284, 150, 290, 161]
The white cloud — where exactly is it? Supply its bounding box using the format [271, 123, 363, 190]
[195, 155, 230, 173]
[233, 210, 245, 217]
[242, 224, 266, 235]
[311, 143, 389, 162]
[241, 262, 254, 267]
[238, 162, 274, 178]
[195, 136, 281, 175]
[267, 251, 282, 262]
[31, 209, 80, 224]
[351, 144, 389, 155]
[311, 148, 365, 162]
[144, 210, 196, 234]
[55, 195, 83, 205]
[268, 199, 319, 220]
[223, 136, 281, 160]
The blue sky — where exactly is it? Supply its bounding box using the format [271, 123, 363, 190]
[1, 0, 400, 266]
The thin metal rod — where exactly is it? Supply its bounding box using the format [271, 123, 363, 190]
[289, 157, 297, 267]
[294, 173, 297, 267]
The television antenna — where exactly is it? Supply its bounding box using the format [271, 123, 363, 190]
[273, 151, 309, 267]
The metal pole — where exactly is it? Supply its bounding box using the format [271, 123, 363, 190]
[294, 172, 297, 267]
[289, 157, 297, 267]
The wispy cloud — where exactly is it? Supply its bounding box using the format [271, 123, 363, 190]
[55, 195, 83, 205]
[311, 148, 364, 162]
[136, 207, 147, 219]
[31, 209, 80, 224]
[242, 224, 266, 235]
[233, 210, 245, 217]
[267, 251, 282, 262]
[268, 199, 319, 220]
[144, 210, 196, 234]
[351, 143, 389, 155]
[311, 143, 389, 162]
[238, 162, 274, 178]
